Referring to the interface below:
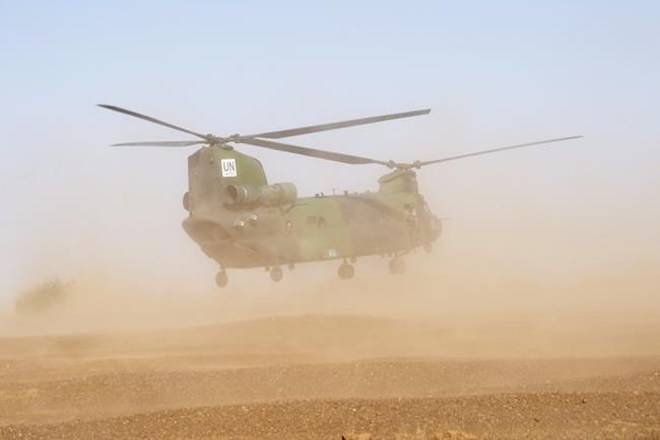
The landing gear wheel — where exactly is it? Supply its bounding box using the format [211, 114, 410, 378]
[388, 257, 406, 275]
[215, 270, 228, 288]
[270, 266, 283, 282]
[338, 263, 355, 280]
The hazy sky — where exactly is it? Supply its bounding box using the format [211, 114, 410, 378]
[1, 1, 659, 303]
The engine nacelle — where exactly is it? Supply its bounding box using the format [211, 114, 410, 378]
[226, 183, 297, 207]
[259, 183, 297, 206]
[226, 184, 261, 205]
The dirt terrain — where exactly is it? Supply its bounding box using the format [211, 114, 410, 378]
[1, 312, 660, 439]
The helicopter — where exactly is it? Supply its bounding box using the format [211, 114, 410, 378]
[99, 104, 581, 287]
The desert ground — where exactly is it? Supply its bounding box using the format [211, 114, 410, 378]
[1, 276, 660, 440]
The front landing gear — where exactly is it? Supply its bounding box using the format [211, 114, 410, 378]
[215, 270, 228, 288]
[270, 266, 283, 282]
[338, 262, 355, 280]
[389, 257, 406, 275]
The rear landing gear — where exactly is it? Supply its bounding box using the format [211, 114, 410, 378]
[215, 270, 228, 288]
[338, 262, 355, 280]
[389, 257, 406, 275]
[270, 266, 283, 282]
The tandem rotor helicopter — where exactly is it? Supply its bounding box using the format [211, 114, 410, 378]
[100, 104, 581, 287]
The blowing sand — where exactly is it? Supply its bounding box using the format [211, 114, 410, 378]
[1, 276, 660, 439]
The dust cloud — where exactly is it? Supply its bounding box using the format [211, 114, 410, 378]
[1, 237, 659, 359]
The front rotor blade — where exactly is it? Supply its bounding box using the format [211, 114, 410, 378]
[239, 137, 390, 166]
[111, 140, 207, 147]
[417, 136, 583, 167]
[244, 108, 431, 139]
[98, 104, 211, 140]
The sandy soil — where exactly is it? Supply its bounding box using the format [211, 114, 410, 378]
[1, 313, 660, 439]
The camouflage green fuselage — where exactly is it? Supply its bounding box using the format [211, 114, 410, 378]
[182, 146, 440, 268]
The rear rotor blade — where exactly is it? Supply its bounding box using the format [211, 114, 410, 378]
[111, 140, 207, 147]
[244, 108, 431, 139]
[417, 136, 583, 167]
[98, 104, 211, 140]
[238, 137, 390, 166]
